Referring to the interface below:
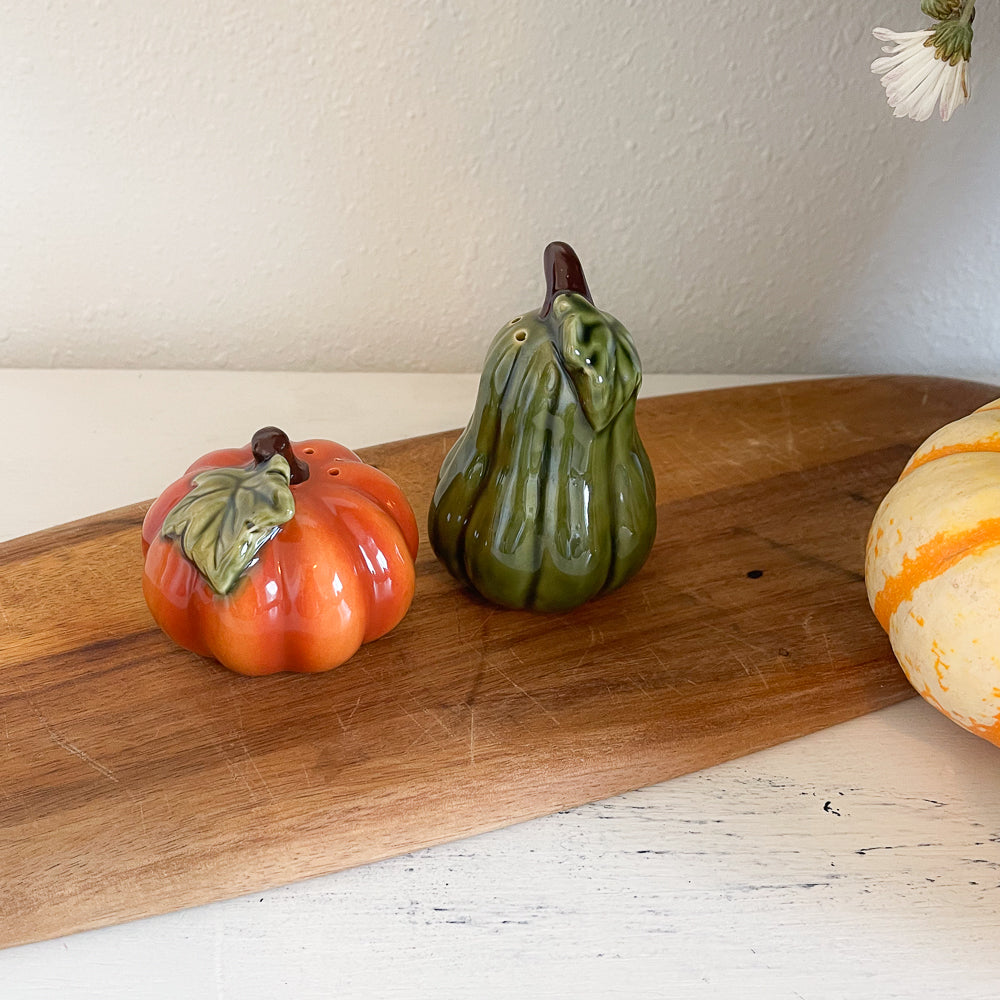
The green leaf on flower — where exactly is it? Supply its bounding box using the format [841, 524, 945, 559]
[162, 454, 295, 595]
[931, 19, 973, 65]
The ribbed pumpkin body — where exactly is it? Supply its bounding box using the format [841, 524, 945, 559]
[429, 290, 656, 612]
[865, 397, 1000, 746]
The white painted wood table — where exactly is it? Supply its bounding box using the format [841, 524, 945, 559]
[2, 371, 998, 1000]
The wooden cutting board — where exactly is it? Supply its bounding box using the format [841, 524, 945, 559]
[1, 374, 996, 950]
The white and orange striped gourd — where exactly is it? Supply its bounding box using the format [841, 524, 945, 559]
[866, 398, 1000, 748]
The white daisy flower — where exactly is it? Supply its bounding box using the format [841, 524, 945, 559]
[872, 24, 971, 122]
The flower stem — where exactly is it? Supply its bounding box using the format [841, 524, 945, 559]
[960, 0, 975, 25]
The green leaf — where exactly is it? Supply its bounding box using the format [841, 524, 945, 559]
[931, 19, 973, 64]
[162, 454, 295, 595]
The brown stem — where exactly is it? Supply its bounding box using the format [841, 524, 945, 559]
[251, 426, 310, 484]
[540, 241, 593, 318]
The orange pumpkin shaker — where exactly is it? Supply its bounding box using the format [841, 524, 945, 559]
[141, 427, 418, 676]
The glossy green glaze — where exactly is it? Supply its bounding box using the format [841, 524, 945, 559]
[428, 243, 656, 612]
[161, 453, 295, 596]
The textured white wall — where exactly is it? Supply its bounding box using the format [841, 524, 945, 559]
[1, 1, 998, 377]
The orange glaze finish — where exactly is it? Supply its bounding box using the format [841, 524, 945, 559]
[141, 437, 419, 676]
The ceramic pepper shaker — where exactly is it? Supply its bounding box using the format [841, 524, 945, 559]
[428, 242, 657, 612]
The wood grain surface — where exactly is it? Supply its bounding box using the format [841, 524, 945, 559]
[1, 374, 996, 950]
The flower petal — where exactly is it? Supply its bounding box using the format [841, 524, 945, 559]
[912, 59, 948, 121]
[882, 54, 934, 95]
[884, 53, 937, 102]
[939, 62, 969, 121]
[898, 57, 942, 117]
[873, 26, 934, 44]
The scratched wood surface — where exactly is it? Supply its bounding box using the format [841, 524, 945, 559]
[0, 374, 996, 950]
